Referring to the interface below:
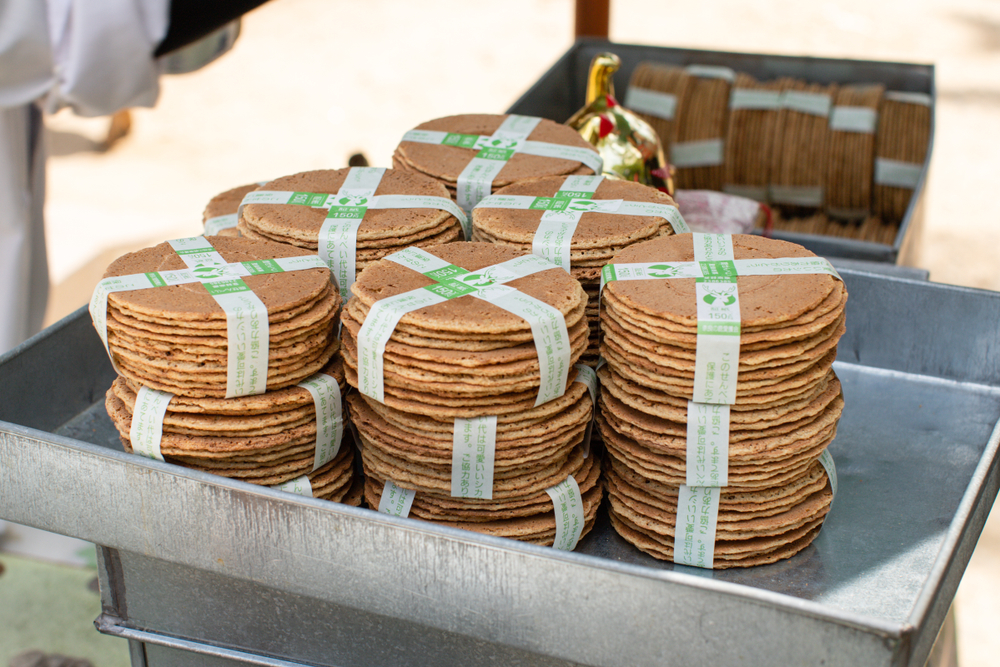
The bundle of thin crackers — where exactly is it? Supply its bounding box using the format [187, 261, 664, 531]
[239, 169, 463, 272]
[825, 85, 885, 221]
[625, 63, 694, 158]
[672, 68, 732, 191]
[97, 236, 360, 504]
[392, 114, 599, 200]
[471, 176, 682, 366]
[723, 74, 790, 202]
[769, 81, 838, 211]
[873, 92, 932, 223]
[343, 242, 602, 546]
[203, 182, 260, 237]
[105, 360, 360, 503]
[599, 234, 846, 568]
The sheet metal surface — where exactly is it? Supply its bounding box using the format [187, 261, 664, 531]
[0, 270, 998, 667]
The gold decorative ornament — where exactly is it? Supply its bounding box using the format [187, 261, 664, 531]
[567, 52, 672, 193]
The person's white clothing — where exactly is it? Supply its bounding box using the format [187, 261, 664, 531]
[0, 0, 169, 353]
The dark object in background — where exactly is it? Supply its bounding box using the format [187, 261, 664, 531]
[155, 0, 271, 56]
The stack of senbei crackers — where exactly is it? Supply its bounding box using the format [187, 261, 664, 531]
[598, 233, 846, 568]
[470, 175, 686, 366]
[627, 61, 933, 244]
[671, 66, 733, 192]
[392, 114, 600, 205]
[341, 242, 603, 547]
[94, 235, 360, 504]
[723, 74, 791, 203]
[825, 84, 885, 221]
[238, 168, 464, 273]
[203, 182, 260, 237]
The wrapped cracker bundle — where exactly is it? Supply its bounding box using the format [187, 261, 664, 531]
[343, 242, 602, 550]
[599, 233, 846, 568]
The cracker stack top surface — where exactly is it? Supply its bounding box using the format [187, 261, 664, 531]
[239, 168, 463, 270]
[392, 114, 599, 196]
[599, 233, 846, 568]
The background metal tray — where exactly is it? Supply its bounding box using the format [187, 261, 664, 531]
[1, 268, 997, 667]
[507, 39, 935, 265]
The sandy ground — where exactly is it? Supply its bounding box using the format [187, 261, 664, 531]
[35, 0, 998, 664]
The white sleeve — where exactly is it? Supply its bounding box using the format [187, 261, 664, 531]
[0, 0, 171, 115]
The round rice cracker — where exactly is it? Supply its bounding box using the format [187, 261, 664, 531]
[603, 234, 846, 331]
[102, 236, 337, 325]
[350, 242, 586, 336]
[395, 114, 599, 187]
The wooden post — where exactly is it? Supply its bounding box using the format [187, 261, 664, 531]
[575, 0, 610, 39]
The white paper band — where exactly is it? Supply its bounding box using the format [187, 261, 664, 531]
[729, 89, 782, 110]
[478, 196, 690, 236]
[519, 141, 604, 177]
[378, 479, 416, 517]
[573, 363, 599, 458]
[273, 475, 313, 497]
[874, 158, 923, 189]
[671, 139, 724, 168]
[884, 91, 932, 106]
[769, 185, 824, 207]
[473, 284, 570, 407]
[129, 385, 172, 462]
[686, 64, 736, 83]
[685, 402, 730, 487]
[691, 234, 740, 406]
[451, 415, 498, 499]
[545, 475, 585, 551]
[830, 106, 878, 133]
[357, 289, 449, 403]
[782, 91, 832, 117]
[318, 167, 386, 301]
[168, 237, 271, 398]
[818, 448, 838, 499]
[531, 175, 604, 272]
[297, 373, 344, 471]
[722, 184, 769, 202]
[204, 213, 238, 236]
[624, 87, 678, 120]
[457, 115, 542, 213]
[674, 485, 720, 569]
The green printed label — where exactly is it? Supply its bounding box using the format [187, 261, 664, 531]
[442, 133, 480, 148]
[203, 279, 251, 296]
[145, 272, 167, 288]
[554, 190, 596, 200]
[697, 322, 741, 336]
[601, 264, 617, 285]
[529, 197, 572, 211]
[326, 205, 368, 220]
[476, 146, 516, 161]
[242, 259, 284, 276]
[697, 260, 738, 282]
[424, 264, 469, 282]
[289, 191, 330, 207]
[422, 279, 479, 300]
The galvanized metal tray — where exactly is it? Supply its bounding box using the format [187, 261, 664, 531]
[507, 39, 935, 265]
[1, 268, 997, 667]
